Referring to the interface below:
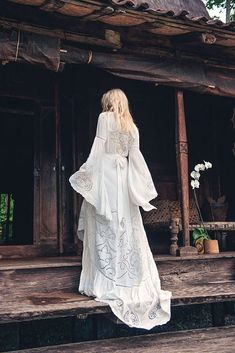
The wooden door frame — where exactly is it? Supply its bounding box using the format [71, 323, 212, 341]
[0, 96, 60, 258]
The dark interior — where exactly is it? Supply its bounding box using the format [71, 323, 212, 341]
[185, 92, 235, 218]
[0, 97, 35, 245]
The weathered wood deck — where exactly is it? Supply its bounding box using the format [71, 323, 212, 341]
[7, 326, 235, 353]
[0, 254, 235, 323]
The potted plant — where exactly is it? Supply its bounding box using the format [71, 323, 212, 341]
[192, 227, 210, 254]
[190, 161, 219, 254]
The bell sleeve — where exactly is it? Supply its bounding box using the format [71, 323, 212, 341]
[128, 126, 158, 211]
[69, 112, 112, 221]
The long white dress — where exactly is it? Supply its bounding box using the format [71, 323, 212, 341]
[69, 111, 172, 330]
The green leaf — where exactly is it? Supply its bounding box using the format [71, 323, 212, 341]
[192, 227, 210, 241]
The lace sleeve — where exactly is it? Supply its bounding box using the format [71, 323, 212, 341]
[85, 112, 107, 166]
[69, 112, 112, 221]
[128, 126, 158, 211]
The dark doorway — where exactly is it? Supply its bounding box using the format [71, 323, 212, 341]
[0, 97, 35, 245]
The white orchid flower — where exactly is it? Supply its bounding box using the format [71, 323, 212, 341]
[204, 161, 212, 169]
[195, 163, 205, 172]
[191, 179, 200, 189]
[194, 164, 201, 172]
[190, 171, 200, 180]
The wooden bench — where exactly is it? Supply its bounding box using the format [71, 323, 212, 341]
[142, 199, 235, 255]
[7, 326, 235, 353]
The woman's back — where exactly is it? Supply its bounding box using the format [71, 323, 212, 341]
[102, 111, 136, 157]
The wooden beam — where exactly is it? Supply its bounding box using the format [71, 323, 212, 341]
[75, 6, 115, 21]
[172, 32, 217, 45]
[119, 44, 235, 71]
[0, 107, 35, 115]
[60, 41, 235, 74]
[1, 17, 235, 70]
[0, 18, 121, 49]
[40, 0, 65, 12]
[175, 89, 197, 256]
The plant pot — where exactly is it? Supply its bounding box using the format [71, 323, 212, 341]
[195, 237, 205, 254]
[204, 239, 219, 254]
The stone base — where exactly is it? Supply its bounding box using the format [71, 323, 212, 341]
[177, 246, 198, 256]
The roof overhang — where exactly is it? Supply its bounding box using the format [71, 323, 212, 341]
[1, 1, 235, 97]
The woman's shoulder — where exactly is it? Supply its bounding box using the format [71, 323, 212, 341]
[98, 111, 115, 128]
[97, 111, 111, 125]
[130, 123, 139, 137]
[99, 111, 114, 118]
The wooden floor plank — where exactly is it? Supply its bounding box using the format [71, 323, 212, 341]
[0, 257, 81, 271]
[7, 326, 235, 353]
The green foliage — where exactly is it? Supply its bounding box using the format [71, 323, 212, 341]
[192, 227, 211, 242]
[206, 0, 235, 20]
[206, 0, 232, 8]
[0, 194, 14, 241]
[0, 194, 14, 223]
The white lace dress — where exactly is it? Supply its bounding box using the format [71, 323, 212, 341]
[69, 112, 171, 330]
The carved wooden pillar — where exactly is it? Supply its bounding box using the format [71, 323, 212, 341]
[175, 89, 197, 256]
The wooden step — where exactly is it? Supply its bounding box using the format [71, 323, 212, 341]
[1, 282, 235, 323]
[1, 254, 235, 323]
[7, 326, 235, 353]
[0, 257, 82, 298]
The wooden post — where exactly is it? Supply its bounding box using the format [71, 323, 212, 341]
[71, 97, 82, 256]
[55, 80, 63, 254]
[175, 89, 197, 256]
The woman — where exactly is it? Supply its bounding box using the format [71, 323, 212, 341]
[69, 88, 171, 330]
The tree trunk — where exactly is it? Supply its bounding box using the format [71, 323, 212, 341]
[226, 0, 231, 23]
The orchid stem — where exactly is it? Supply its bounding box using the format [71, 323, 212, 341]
[193, 189, 210, 239]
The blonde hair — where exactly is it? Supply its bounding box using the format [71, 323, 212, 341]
[101, 88, 136, 132]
